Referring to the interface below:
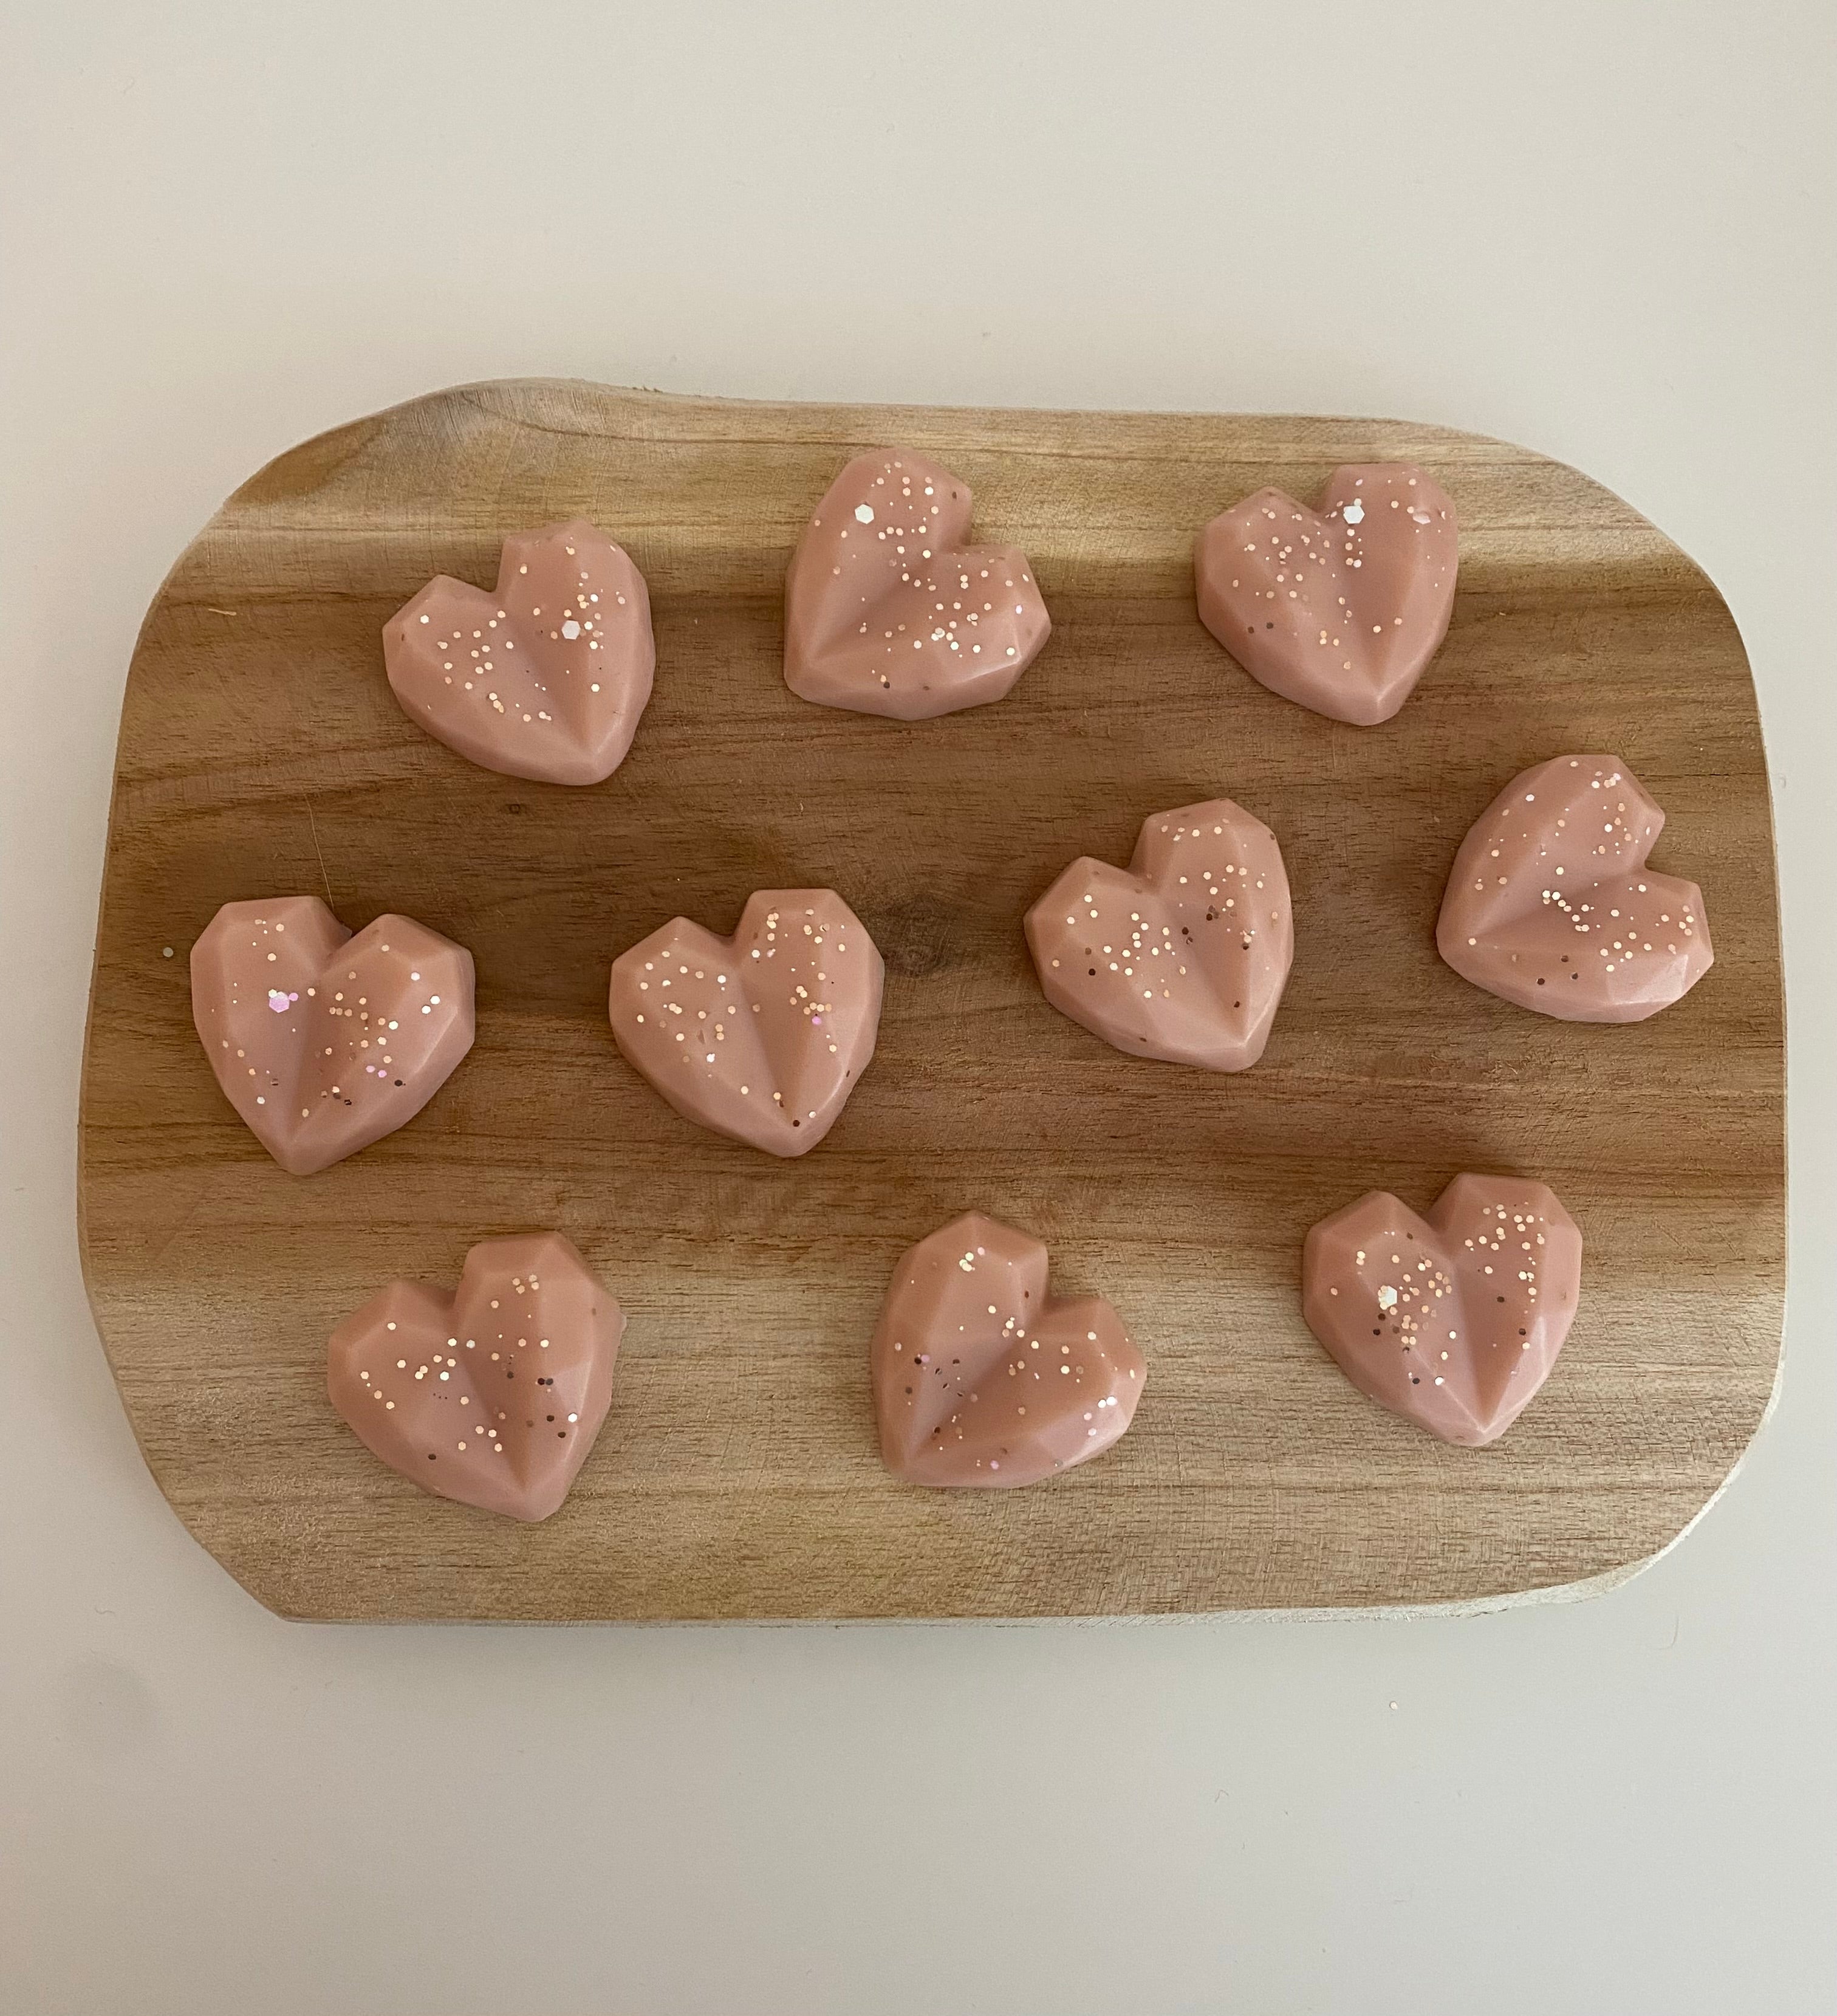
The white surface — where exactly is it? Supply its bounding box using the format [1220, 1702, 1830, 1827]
[3, 5, 1833, 2011]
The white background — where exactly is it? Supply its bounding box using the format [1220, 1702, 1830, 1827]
[3, 5, 1833, 2011]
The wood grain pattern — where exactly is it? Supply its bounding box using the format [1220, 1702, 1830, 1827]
[77, 381, 1784, 1620]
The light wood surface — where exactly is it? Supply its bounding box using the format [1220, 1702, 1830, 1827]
[77, 381, 1784, 1621]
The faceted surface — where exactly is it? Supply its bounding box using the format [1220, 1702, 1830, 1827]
[1025, 798, 1293, 1071]
[190, 896, 474, 1175]
[609, 889, 883, 1157]
[327, 1232, 623, 1521]
[383, 518, 654, 784]
[783, 449, 1050, 719]
[1195, 463, 1457, 724]
[1437, 752, 1714, 1021]
[871, 1212, 1146, 1488]
[1302, 1174, 1583, 1447]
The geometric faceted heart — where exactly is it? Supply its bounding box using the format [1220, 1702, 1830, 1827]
[608, 889, 884, 1157]
[1195, 463, 1458, 724]
[1437, 753, 1713, 1022]
[783, 449, 1051, 719]
[1024, 798, 1294, 1070]
[1302, 1174, 1583, 1447]
[382, 518, 654, 784]
[190, 896, 474, 1175]
[327, 1232, 623, 1521]
[871, 1212, 1146, 1488]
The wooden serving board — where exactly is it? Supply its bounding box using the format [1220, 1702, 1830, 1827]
[78, 382, 1784, 1621]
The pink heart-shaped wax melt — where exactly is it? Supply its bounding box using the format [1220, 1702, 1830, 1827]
[1195, 464, 1457, 724]
[327, 1232, 623, 1520]
[190, 896, 474, 1174]
[383, 518, 654, 784]
[1302, 1174, 1582, 1447]
[784, 450, 1050, 719]
[871, 1212, 1146, 1488]
[1025, 798, 1294, 1070]
[609, 889, 883, 1157]
[1437, 753, 1713, 1021]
